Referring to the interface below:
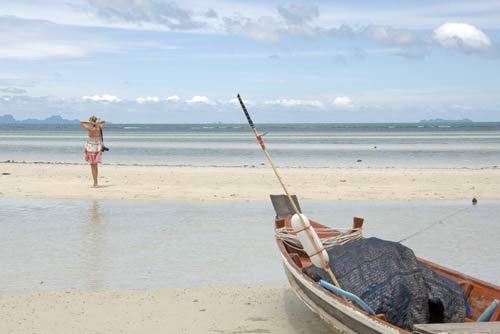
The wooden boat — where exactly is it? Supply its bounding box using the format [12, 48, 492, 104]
[271, 195, 500, 334]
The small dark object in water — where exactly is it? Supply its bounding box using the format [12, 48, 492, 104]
[472, 198, 477, 205]
[374, 146, 377, 148]
[357, 159, 362, 162]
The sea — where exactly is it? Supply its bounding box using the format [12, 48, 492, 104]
[1, 122, 499, 294]
[1, 122, 500, 168]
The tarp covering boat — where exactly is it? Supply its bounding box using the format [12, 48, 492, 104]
[302, 237, 469, 330]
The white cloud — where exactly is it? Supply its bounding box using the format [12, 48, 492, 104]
[265, 99, 324, 108]
[277, 4, 319, 25]
[229, 97, 254, 106]
[166, 95, 180, 102]
[432, 23, 492, 52]
[333, 96, 354, 109]
[364, 25, 417, 45]
[136, 96, 160, 104]
[83, 94, 121, 102]
[186, 95, 215, 104]
[82, 0, 205, 31]
[224, 16, 282, 43]
[0, 42, 88, 60]
[0, 16, 181, 60]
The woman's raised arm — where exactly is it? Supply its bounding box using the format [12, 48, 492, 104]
[80, 120, 90, 130]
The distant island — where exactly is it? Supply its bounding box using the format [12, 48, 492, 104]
[419, 118, 473, 123]
[0, 114, 79, 124]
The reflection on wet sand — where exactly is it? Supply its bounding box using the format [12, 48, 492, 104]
[81, 200, 105, 290]
[0, 198, 498, 293]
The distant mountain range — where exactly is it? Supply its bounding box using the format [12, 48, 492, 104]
[419, 118, 473, 123]
[0, 114, 79, 124]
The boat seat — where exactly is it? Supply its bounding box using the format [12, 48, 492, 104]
[290, 253, 303, 268]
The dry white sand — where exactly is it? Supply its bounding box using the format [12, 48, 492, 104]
[1, 162, 499, 201]
[0, 285, 334, 334]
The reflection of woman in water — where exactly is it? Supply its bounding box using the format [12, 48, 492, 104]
[80, 116, 105, 187]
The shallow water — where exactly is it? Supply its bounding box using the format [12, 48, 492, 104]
[0, 198, 498, 293]
[1, 123, 500, 168]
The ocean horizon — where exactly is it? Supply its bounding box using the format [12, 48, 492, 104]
[1, 122, 500, 169]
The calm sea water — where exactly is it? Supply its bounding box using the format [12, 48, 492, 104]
[1, 123, 500, 168]
[0, 198, 498, 293]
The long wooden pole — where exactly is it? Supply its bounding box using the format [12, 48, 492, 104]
[237, 94, 341, 288]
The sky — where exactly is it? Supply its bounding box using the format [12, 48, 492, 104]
[0, 0, 499, 123]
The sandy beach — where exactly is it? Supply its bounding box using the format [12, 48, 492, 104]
[1, 162, 500, 333]
[0, 284, 334, 334]
[1, 162, 500, 201]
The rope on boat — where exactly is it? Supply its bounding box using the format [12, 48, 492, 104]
[276, 227, 363, 251]
[398, 205, 471, 243]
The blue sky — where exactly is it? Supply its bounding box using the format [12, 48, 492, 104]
[0, 0, 499, 123]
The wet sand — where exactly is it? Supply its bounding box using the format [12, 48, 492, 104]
[1, 162, 499, 201]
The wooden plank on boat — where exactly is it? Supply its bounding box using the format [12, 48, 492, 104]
[413, 322, 500, 334]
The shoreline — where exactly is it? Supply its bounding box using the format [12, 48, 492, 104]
[1, 162, 500, 201]
[3, 159, 500, 170]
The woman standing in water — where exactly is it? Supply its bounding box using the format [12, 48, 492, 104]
[80, 116, 105, 187]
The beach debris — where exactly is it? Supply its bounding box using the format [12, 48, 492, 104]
[472, 198, 478, 205]
[2, 172, 10, 175]
[340, 179, 346, 183]
[199, 308, 206, 312]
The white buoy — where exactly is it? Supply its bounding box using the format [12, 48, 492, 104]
[291, 213, 329, 268]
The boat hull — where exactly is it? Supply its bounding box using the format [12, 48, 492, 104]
[281, 253, 405, 334]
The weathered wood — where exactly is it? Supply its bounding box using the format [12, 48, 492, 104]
[270, 194, 301, 218]
[413, 322, 500, 334]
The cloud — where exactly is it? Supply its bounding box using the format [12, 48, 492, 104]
[83, 94, 121, 102]
[204, 8, 218, 19]
[333, 96, 354, 109]
[223, 15, 282, 44]
[0, 16, 113, 60]
[136, 96, 160, 104]
[82, 0, 205, 30]
[186, 95, 214, 104]
[364, 25, 417, 45]
[277, 4, 319, 25]
[166, 95, 180, 102]
[265, 99, 324, 108]
[0, 87, 27, 94]
[432, 23, 492, 52]
[0, 16, 181, 60]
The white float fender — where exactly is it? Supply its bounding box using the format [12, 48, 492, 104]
[291, 213, 329, 268]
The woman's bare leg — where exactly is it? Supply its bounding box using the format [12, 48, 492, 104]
[91, 164, 98, 187]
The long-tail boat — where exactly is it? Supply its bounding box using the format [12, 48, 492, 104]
[271, 195, 500, 334]
[236, 94, 500, 334]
